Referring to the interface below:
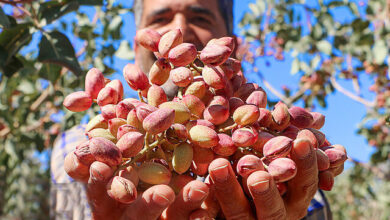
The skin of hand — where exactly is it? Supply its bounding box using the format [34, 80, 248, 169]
[86, 161, 210, 220]
[205, 141, 347, 220]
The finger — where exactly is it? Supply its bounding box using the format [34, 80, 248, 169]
[236, 155, 265, 178]
[316, 148, 330, 171]
[236, 155, 265, 196]
[87, 161, 124, 219]
[285, 138, 319, 218]
[201, 176, 220, 218]
[129, 184, 175, 220]
[327, 145, 346, 176]
[208, 158, 255, 220]
[329, 163, 344, 176]
[190, 209, 213, 220]
[163, 180, 209, 220]
[246, 171, 286, 219]
[318, 171, 334, 191]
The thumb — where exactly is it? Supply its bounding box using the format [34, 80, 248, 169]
[246, 171, 287, 219]
[87, 161, 124, 219]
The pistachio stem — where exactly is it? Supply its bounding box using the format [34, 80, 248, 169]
[138, 90, 146, 103]
[190, 62, 202, 74]
[218, 123, 238, 133]
[114, 159, 132, 176]
[260, 157, 270, 169]
[129, 133, 164, 165]
[178, 87, 183, 99]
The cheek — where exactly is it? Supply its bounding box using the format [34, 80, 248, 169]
[192, 28, 215, 46]
[136, 47, 156, 73]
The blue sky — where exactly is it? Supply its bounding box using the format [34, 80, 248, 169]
[5, 0, 373, 169]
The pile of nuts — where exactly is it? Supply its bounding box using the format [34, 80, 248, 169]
[63, 28, 347, 204]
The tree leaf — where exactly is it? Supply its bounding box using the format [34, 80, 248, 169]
[0, 46, 23, 77]
[38, 63, 62, 84]
[78, 0, 103, 5]
[39, 1, 79, 26]
[4, 140, 18, 160]
[2, 56, 23, 77]
[115, 41, 134, 60]
[0, 7, 11, 29]
[17, 79, 35, 94]
[373, 41, 387, 65]
[0, 23, 32, 57]
[0, 22, 31, 74]
[311, 54, 321, 69]
[352, 19, 369, 32]
[291, 58, 300, 75]
[300, 61, 311, 73]
[38, 31, 82, 75]
[316, 95, 327, 108]
[317, 40, 332, 55]
[327, 1, 345, 8]
[249, 1, 265, 17]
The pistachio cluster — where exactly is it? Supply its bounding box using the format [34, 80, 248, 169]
[63, 28, 347, 204]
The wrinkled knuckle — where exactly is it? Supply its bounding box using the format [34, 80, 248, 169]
[251, 187, 279, 205]
[227, 212, 254, 220]
[259, 207, 287, 220]
[287, 204, 308, 220]
[296, 180, 318, 206]
[297, 169, 319, 193]
[303, 179, 318, 193]
[300, 154, 318, 173]
[295, 209, 308, 220]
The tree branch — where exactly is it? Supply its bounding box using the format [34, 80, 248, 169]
[0, 127, 11, 138]
[30, 67, 67, 111]
[252, 63, 289, 103]
[348, 157, 389, 180]
[30, 87, 50, 111]
[0, 0, 32, 5]
[76, 11, 98, 59]
[262, 5, 272, 43]
[262, 78, 288, 102]
[329, 76, 375, 108]
[285, 84, 310, 106]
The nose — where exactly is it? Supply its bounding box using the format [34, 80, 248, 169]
[173, 14, 192, 42]
[160, 14, 197, 45]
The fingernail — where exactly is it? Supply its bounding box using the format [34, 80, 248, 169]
[153, 192, 171, 207]
[211, 164, 229, 182]
[250, 180, 269, 193]
[238, 163, 261, 177]
[295, 140, 311, 159]
[188, 188, 207, 202]
[90, 168, 104, 181]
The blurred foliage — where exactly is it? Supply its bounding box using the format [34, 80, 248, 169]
[239, 0, 390, 219]
[0, 0, 133, 218]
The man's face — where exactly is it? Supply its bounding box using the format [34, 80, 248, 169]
[135, 0, 229, 74]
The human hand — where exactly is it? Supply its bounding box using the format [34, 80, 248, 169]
[204, 139, 346, 219]
[86, 161, 210, 220]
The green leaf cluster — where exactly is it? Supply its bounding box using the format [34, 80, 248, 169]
[0, 0, 133, 218]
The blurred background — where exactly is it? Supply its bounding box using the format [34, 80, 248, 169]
[0, 0, 389, 219]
